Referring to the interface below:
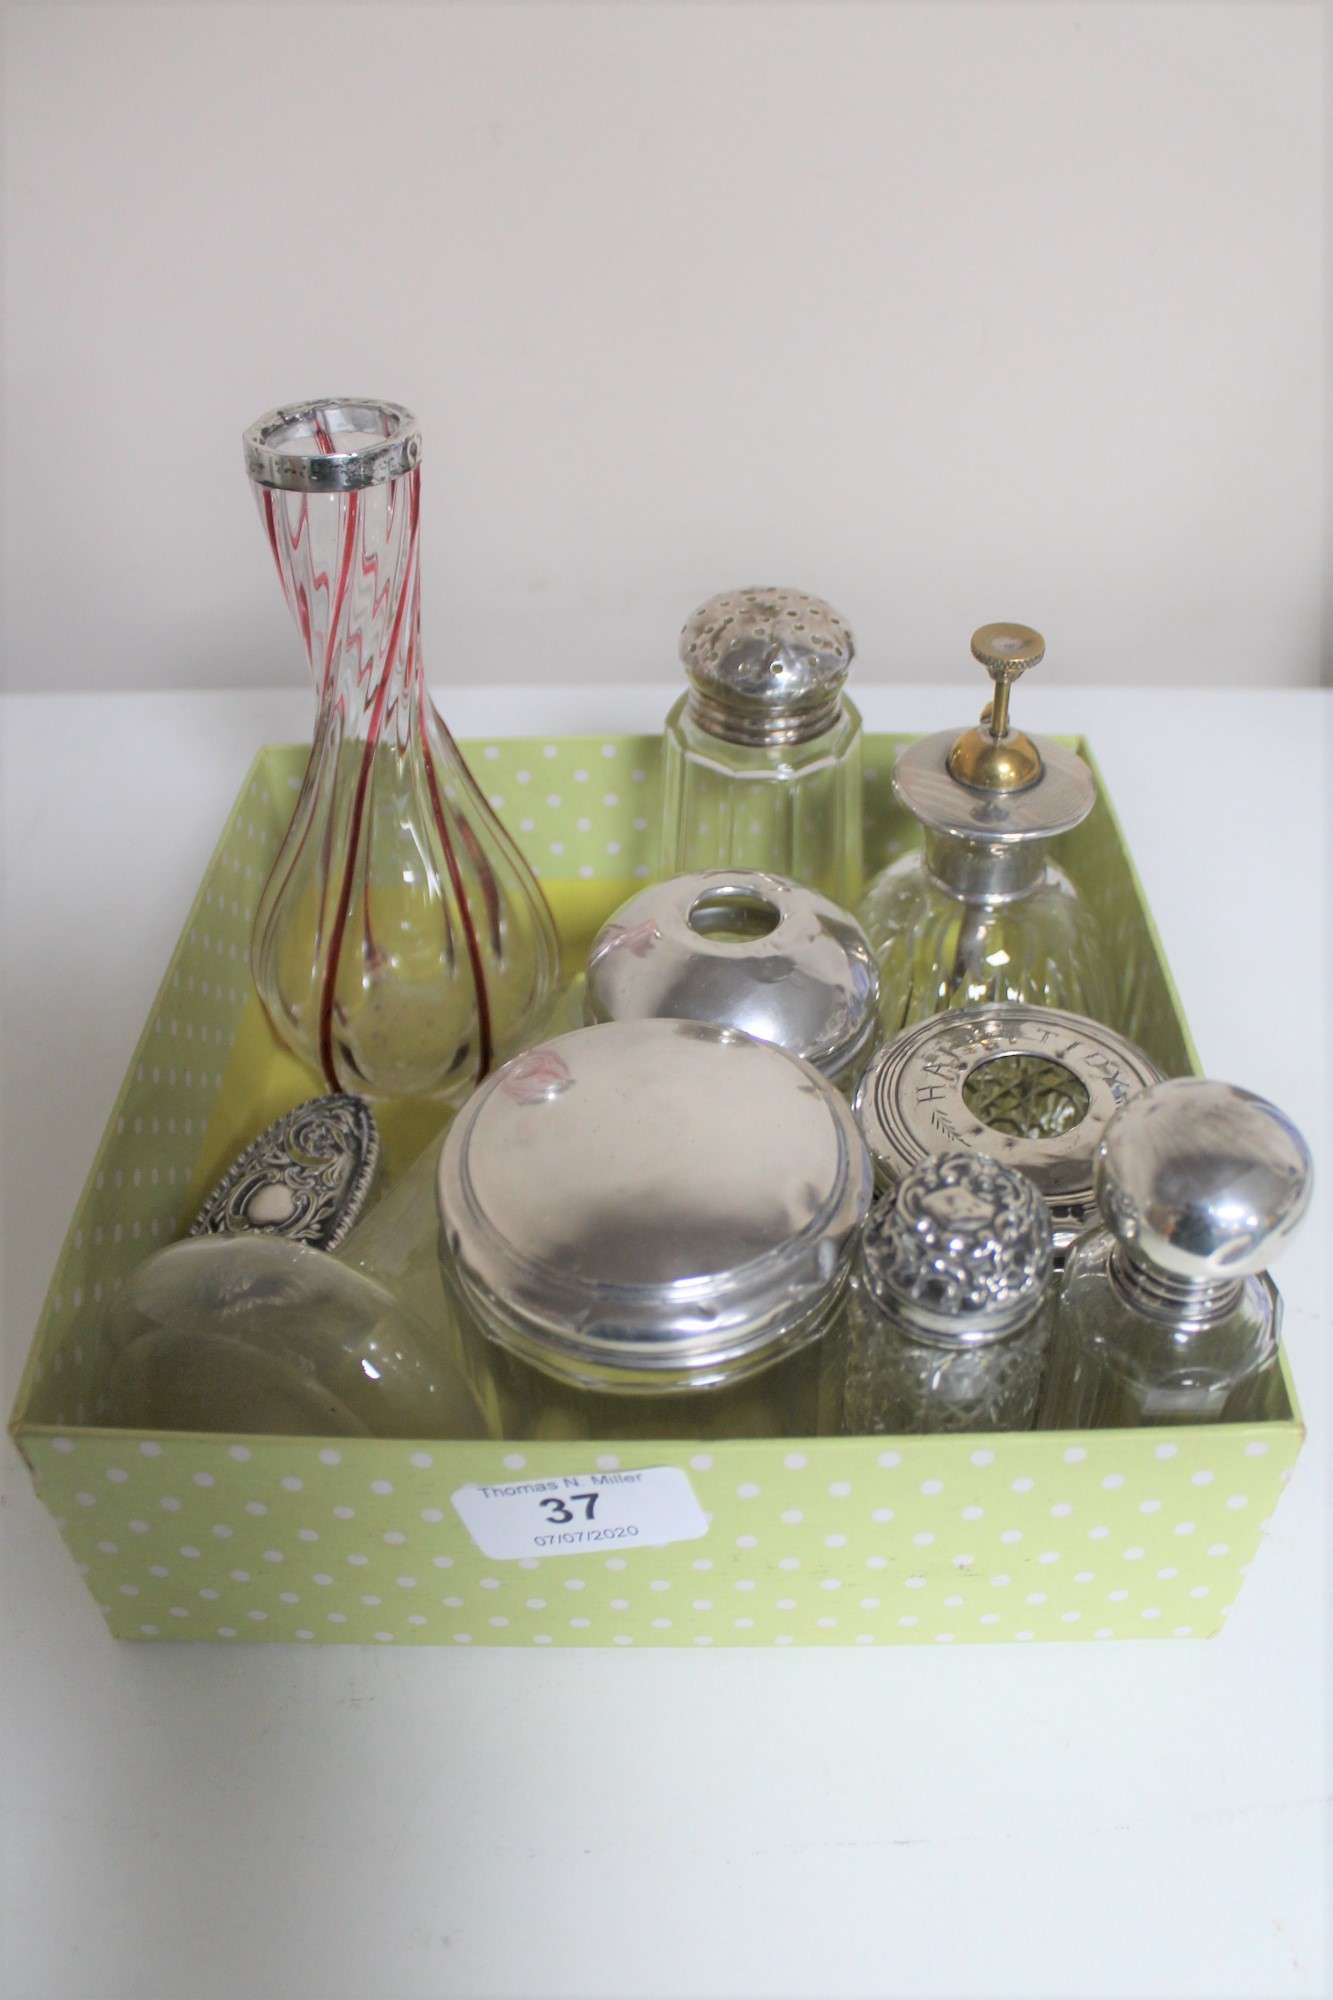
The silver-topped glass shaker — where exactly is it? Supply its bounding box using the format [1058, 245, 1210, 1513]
[841, 1152, 1056, 1434]
[1039, 1078, 1312, 1428]
[436, 1019, 874, 1439]
[858, 624, 1111, 1031]
[584, 868, 880, 1094]
[660, 588, 863, 905]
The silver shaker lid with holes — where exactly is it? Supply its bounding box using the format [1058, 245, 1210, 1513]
[853, 1004, 1163, 1250]
[861, 1152, 1053, 1343]
[436, 1019, 873, 1389]
[190, 1094, 381, 1251]
[584, 869, 880, 1089]
[679, 587, 855, 746]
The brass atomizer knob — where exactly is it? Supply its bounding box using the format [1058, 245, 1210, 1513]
[947, 623, 1046, 793]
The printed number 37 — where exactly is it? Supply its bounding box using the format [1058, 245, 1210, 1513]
[539, 1492, 599, 1524]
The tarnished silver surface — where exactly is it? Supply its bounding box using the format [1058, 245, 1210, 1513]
[584, 870, 880, 1089]
[190, 1094, 381, 1251]
[861, 1152, 1053, 1343]
[1097, 1077, 1312, 1297]
[679, 587, 855, 745]
[437, 1019, 873, 1386]
[895, 727, 1096, 895]
[243, 398, 422, 491]
[854, 1004, 1163, 1248]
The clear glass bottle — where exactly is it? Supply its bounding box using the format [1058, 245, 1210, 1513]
[584, 868, 880, 1095]
[853, 1003, 1163, 1258]
[243, 398, 559, 1101]
[435, 1019, 874, 1440]
[1039, 1078, 1312, 1429]
[859, 624, 1110, 1033]
[95, 1095, 487, 1439]
[660, 587, 863, 907]
[841, 1152, 1055, 1434]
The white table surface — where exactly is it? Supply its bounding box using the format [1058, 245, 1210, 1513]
[1, 684, 1328, 2000]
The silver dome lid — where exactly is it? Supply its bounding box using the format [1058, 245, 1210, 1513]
[679, 587, 855, 746]
[854, 1004, 1164, 1250]
[436, 1019, 873, 1389]
[584, 869, 880, 1089]
[1096, 1077, 1312, 1282]
[861, 1151, 1053, 1344]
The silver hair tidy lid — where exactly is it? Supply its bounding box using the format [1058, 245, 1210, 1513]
[861, 1151, 1053, 1343]
[584, 870, 880, 1089]
[679, 587, 855, 745]
[190, 1094, 381, 1251]
[854, 1003, 1164, 1250]
[243, 398, 422, 491]
[437, 1019, 873, 1387]
[1096, 1077, 1312, 1282]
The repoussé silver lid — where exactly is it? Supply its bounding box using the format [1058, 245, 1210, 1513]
[436, 1019, 874, 1390]
[860, 1152, 1053, 1344]
[190, 1094, 381, 1251]
[1096, 1077, 1312, 1282]
[243, 398, 422, 491]
[679, 587, 855, 746]
[584, 869, 880, 1089]
[854, 1004, 1164, 1251]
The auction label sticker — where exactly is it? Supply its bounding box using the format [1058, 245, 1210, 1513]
[451, 1466, 709, 1561]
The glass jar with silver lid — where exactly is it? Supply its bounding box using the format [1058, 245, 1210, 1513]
[660, 587, 863, 907]
[1040, 1078, 1312, 1429]
[853, 1002, 1163, 1259]
[582, 868, 880, 1094]
[840, 1152, 1056, 1435]
[436, 1018, 874, 1439]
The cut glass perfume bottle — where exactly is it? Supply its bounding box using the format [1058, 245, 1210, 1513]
[660, 588, 863, 906]
[243, 399, 559, 1101]
[1039, 1078, 1312, 1429]
[859, 624, 1111, 1034]
[841, 1152, 1055, 1435]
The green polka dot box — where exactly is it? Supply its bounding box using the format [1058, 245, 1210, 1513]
[9, 734, 1304, 1650]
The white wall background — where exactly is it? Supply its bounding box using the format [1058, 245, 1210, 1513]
[1, 1, 1324, 695]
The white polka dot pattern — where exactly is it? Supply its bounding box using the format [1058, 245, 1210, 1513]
[22, 1427, 1298, 1648]
[9, 735, 1305, 1647]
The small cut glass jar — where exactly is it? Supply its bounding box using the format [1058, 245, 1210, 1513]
[660, 587, 863, 906]
[1039, 1078, 1312, 1429]
[584, 868, 881, 1095]
[435, 1018, 874, 1439]
[841, 1151, 1055, 1435]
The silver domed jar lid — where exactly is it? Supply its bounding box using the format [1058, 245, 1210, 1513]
[861, 1152, 1053, 1344]
[584, 870, 880, 1089]
[437, 1019, 873, 1390]
[679, 587, 855, 746]
[854, 1004, 1164, 1250]
[1097, 1077, 1312, 1281]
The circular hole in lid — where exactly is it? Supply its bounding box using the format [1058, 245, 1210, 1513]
[686, 888, 782, 943]
[962, 1054, 1091, 1139]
